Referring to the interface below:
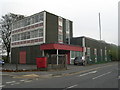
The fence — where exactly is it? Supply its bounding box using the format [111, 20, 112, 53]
[47, 54, 67, 70]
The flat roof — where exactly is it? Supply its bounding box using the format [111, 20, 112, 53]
[13, 10, 72, 24]
[40, 43, 83, 52]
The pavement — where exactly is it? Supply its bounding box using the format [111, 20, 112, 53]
[1, 61, 118, 77]
[1, 61, 119, 88]
[2, 63, 37, 70]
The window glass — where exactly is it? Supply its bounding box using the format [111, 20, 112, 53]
[66, 20, 70, 39]
[66, 33, 69, 39]
[87, 47, 90, 56]
[18, 21, 20, 28]
[39, 33, 43, 37]
[12, 27, 43, 42]
[94, 48, 97, 55]
[38, 13, 43, 22]
[17, 34, 20, 41]
[21, 20, 24, 27]
[101, 49, 102, 56]
[27, 18, 30, 25]
[31, 29, 38, 38]
[12, 35, 15, 41]
[26, 32, 30, 39]
[58, 34, 63, 40]
[14, 34, 16, 41]
[21, 33, 24, 40]
[105, 50, 107, 56]
[66, 20, 70, 31]
[71, 51, 74, 58]
[31, 16, 35, 24]
[34, 29, 38, 37]
[39, 13, 43, 21]
[23, 33, 26, 39]
[38, 28, 43, 37]
[31, 30, 35, 38]
[24, 19, 27, 26]
[22, 19, 25, 27]
[35, 15, 39, 23]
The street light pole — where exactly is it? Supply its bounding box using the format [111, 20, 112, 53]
[99, 13, 102, 40]
[99, 12, 102, 61]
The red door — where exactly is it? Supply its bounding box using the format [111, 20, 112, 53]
[19, 51, 26, 64]
[67, 52, 70, 64]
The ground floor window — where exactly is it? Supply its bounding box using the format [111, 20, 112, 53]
[94, 48, 97, 62]
[86, 47, 91, 62]
[70, 51, 82, 64]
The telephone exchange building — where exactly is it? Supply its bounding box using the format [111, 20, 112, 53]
[11, 11, 83, 65]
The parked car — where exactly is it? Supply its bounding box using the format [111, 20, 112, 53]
[74, 56, 86, 66]
[0, 59, 5, 65]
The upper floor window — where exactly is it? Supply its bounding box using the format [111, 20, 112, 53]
[66, 20, 70, 32]
[12, 12, 44, 30]
[12, 28, 43, 42]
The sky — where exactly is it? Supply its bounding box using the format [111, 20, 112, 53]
[0, 0, 119, 45]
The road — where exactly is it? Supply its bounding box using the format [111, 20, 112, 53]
[1, 62, 119, 89]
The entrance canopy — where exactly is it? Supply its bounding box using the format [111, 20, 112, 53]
[40, 43, 83, 51]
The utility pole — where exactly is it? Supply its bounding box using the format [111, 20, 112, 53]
[99, 12, 102, 61]
[99, 12, 102, 40]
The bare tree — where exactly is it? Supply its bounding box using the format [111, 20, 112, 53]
[0, 13, 24, 63]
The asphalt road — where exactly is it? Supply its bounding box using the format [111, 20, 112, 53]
[1, 62, 119, 89]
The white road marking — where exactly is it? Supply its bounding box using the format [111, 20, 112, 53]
[14, 82, 20, 84]
[0, 85, 5, 87]
[54, 76, 61, 78]
[20, 80, 25, 81]
[6, 81, 16, 84]
[36, 78, 39, 80]
[24, 80, 32, 83]
[78, 71, 97, 77]
[92, 72, 111, 80]
[67, 84, 78, 88]
[10, 84, 15, 85]
[0, 74, 9, 76]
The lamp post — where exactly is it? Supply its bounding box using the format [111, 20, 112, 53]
[99, 12, 102, 61]
[99, 12, 101, 40]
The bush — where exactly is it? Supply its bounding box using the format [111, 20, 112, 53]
[2, 56, 9, 63]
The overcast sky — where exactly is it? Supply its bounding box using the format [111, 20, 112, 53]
[0, 0, 119, 45]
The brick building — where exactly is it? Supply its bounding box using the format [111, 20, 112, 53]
[70, 36, 111, 64]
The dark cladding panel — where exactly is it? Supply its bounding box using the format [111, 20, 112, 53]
[11, 48, 19, 64]
[45, 11, 73, 44]
[11, 45, 42, 64]
[46, 12, 58, 43]
[70, 37, 83, 46]
[29, 45, 42, 64]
